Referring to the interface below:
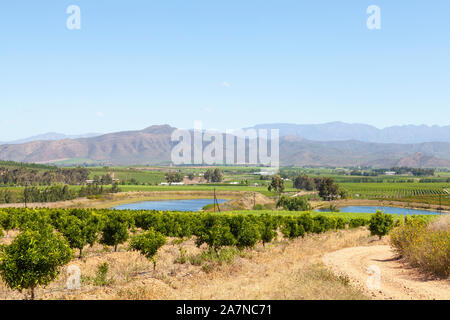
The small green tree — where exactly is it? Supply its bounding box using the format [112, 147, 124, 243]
[259, 214, 278, 246]
[195, 215, 235, 253]
[0, 226, 73, 300]
[59, 212, 101, 258]
[129, 229, 166, 270]
[369, 211, 395, 240]
[234, 219, 260, 249]
[100, 211, 132, 251]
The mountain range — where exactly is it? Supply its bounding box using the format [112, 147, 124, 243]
[248, 122, 450, 144]
[0, 123, 449, 168]
[0, 132, 102, 145]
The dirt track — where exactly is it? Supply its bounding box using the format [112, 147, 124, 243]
[323, 245, 450, 300]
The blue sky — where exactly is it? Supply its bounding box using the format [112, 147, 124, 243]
[0, 1, 449, 140]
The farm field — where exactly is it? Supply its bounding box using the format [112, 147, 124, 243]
[340, 182, 450, 206]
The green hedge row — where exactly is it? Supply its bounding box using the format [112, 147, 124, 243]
[0, 208, 371, 253]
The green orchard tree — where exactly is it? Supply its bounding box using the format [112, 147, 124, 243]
[0, 211, 17, 236]
[369, 211, 395, 240]
[0, 226, 73, 300]
[195, 215, 236, 253]
[129, 229, 166, 270]
[258, 214, 279, 246]
[59, 211, 101, 258]
[100, 211, 132, 252]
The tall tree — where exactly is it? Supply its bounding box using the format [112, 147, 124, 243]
[268, 175, 285, 195]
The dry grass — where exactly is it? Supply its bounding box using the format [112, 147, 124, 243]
[429, 215, 450, 232]
[0, 227, 381, 300]
[390, 215, 450, 278]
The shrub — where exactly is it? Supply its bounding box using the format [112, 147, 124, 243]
[129, 229, 166, 270]
[0, 226, 73, 299]
[92, 262, 114, 286]
[390, 216, 449, 278]
[276, 196, 312, 211]
[369, 211, 395, 240]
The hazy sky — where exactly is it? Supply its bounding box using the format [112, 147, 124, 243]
[1, 1, 449, 140]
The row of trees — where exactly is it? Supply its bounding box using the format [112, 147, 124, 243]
[268, 174, 347, 201]
[165, 172, 184, 184]
[203, 169, 224, 183]
[0, 167, 90, 186]
[0, 183, 121, 205]
[0, 207, 384, 299]
[164, 168, 224, 184]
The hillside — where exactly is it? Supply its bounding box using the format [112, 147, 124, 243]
[0, 125, 175, 166]
[278, 136, 450, 168]
[0, 125, 450, 168]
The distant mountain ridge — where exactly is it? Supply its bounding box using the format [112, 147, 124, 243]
[0, 132, 102, 145]
[249, 122, 450, 144]
[0, 124, 449, 168]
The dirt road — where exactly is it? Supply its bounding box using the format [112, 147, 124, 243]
[323, 245, 450, 300]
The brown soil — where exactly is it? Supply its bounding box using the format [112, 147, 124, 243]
[213, 192, 275, 211]
[323, 245, 450, 300]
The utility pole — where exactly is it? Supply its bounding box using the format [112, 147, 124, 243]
[213, 187, 221, 212]
[23, 181, 28, 208]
